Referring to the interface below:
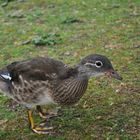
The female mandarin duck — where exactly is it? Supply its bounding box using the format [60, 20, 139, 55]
[0, 54, 122, 134]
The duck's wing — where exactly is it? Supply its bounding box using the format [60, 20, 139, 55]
[0, 57, 73, 83]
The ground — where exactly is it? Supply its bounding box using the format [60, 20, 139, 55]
[0, 0, 140, 140]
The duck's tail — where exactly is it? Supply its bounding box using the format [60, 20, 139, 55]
[0, 70, 11, 94]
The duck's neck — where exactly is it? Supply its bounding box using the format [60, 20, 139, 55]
[59, 64, 89, 80]
[73, 65, 89, 80]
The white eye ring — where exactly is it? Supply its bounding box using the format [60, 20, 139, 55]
[95, 61, 103, 68]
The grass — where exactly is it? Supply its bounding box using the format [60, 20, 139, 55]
[0, 0, 140, 139]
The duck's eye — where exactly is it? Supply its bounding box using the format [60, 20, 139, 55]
[95, 61, 103, 68]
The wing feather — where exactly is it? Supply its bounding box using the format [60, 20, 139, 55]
[4, 57, 72, 82]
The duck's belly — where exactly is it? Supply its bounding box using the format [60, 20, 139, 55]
[21, 91, 56, 108]
[11, 88, 56, 108]
[10, 80, 56, 108]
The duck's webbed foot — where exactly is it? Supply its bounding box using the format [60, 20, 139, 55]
[36, 105, 58, 119]
[27, 110, 53, 134]
[32, 125, 53, 135]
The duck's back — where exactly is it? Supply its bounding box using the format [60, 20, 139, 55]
[6, 57, 71, 82]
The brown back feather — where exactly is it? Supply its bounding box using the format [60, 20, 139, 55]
[6, 57, 77, 82]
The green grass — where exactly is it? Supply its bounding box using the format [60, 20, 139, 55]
[0, 0, 140, 139]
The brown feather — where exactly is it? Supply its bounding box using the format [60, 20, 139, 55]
[6, 57, 77, 82]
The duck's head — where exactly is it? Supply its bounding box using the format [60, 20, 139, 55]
[77, 54, 122, 80]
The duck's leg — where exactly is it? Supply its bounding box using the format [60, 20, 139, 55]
[27, 110, 53, 134]
[36, 105, 58, 119]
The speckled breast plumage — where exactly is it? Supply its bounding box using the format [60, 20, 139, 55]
[9, 75, 88, 108]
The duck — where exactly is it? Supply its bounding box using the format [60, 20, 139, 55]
[0, 54, 122, 134]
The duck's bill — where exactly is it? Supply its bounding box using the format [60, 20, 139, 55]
[105, 69, 123, 81]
